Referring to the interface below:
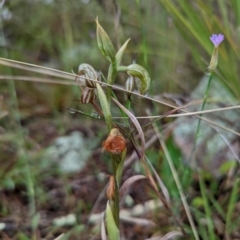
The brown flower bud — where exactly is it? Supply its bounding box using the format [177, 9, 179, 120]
[102, 128, 126, 154]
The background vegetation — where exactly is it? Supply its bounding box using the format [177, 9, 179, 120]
[0, 0, 240, 239]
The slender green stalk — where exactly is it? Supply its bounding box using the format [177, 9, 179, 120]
[189, 73, 213, 161]
[183, 74, 214, 208]
[106, 58, 120, 228]
[107, 60, 117, 118]
[195, 73, 213, 138]
[111, 157, 120, 227]
[125, 98, 131, 126]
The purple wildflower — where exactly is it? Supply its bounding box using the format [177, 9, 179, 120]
[210, 34, 224, 47]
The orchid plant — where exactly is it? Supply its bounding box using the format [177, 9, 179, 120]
[75, 18, 153, 239]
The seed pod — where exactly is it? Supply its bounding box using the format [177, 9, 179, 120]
[78, 63, 101, 88]
[102, 128, 126, 154]
[80, 87, 96, 104]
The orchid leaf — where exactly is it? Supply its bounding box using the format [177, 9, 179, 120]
[116, 38, 131, 67]
[106, 201, 120, 240]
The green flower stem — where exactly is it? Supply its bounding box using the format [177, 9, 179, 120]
[125, 98, 131, 126]
[117, 66, 128, 72]
[184, 73, 214, 187]
[191, 73, 213, 156]
[111, 149, 126, 227]
[106, 58, 121, 228]
[126, 98, 131, 111]
[111, 156, 120, 227]
[111, 91, 127, 120]
[106, 60, 117, 121]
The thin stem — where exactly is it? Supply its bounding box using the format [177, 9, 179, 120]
[125, 98, 131, 126]
[106, 58, 120, 228]
[189, 73, 213, 161]
[111, 156, 120, 227]
[106, 60, 117, 125]
[117, 65, 128, 72]
[195, 73, 213, 137]
[183, 74, 214, 198]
